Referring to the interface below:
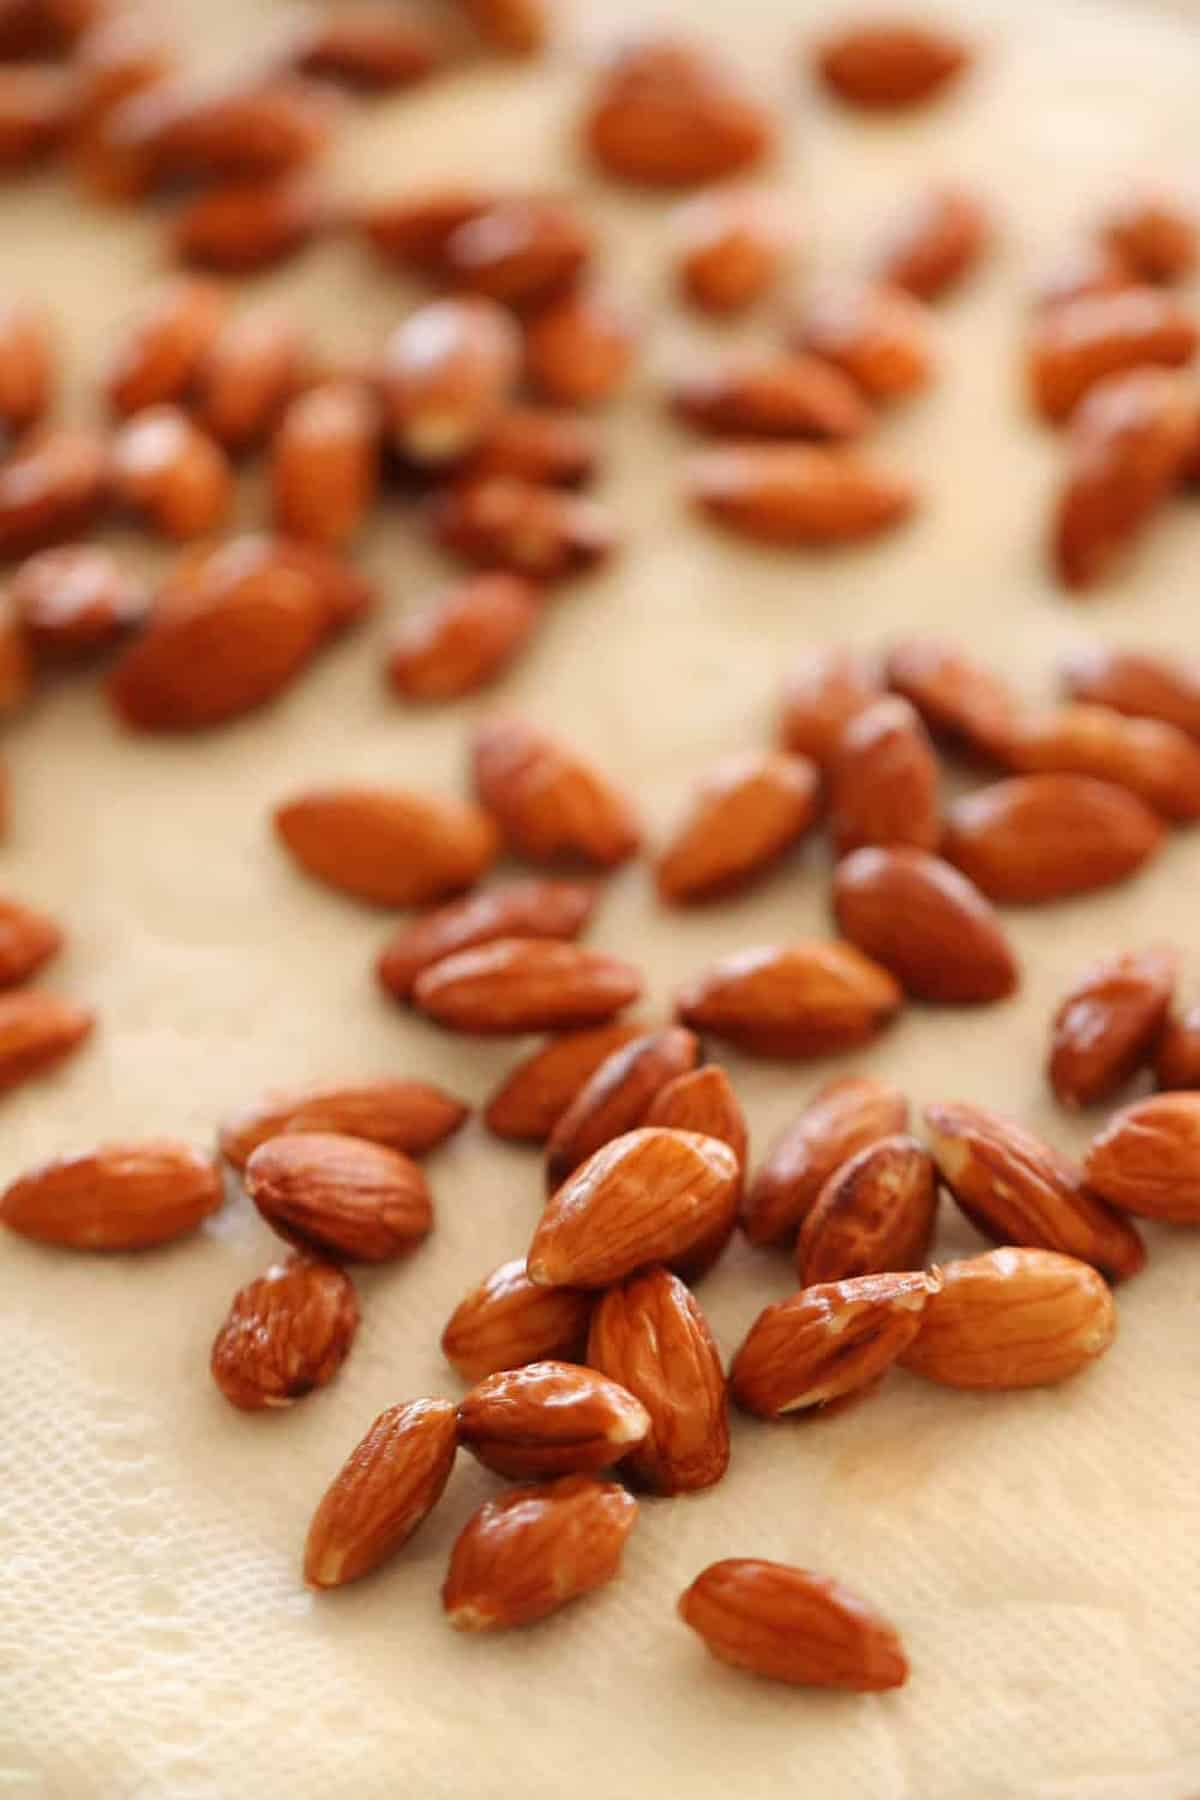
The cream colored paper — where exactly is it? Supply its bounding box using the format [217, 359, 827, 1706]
[3, 1, 1200, 1794]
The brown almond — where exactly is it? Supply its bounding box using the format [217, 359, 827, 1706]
[105, 279, 228, 419]
[459, 0, 547, 55]
[670, 353, 871, 442]
[523, 288, 636, 409]
[443, 1473, 636, 1630]
[382, 297, 520, 465]
[442, 197, 591, 311]
[287, 6, 446, 89]
[1, 1137, 219, 1250]
[304, 1397, 458, 1591]
[211, 1253, 358, 1410]
[237, 535, 374, 638]
[815, 21, 967, 109]
[111, 405, 232, 541]
[357, 187, 493, 271]
[677, 941, 902, 1059]
[1083, 1092, 1200, 1222]
[385, 571, 540, 703]
[0, 0, 104, 57]
[0, 64, 76, 169]
[378, 877, 594, 1001]
[270, 381, 379, 548]
[462, 405, 600, 488]
[1028, 287, 1198, 423]
[1155, 1006, 1200, 1091]
[442, 1257, 592, 1382]
[829, 695, 939, 857]
[274, 785, 498, 907]
[219, 1078, 467, 1171]
[71, 11, 176, 196]
[1060, 643, 1200, 741]
[656, 750, 819, 904]
[13, 545, 146, 657]
[0, 428, 110, 559]
[484, 1023, 644, 1142]
[1032, 242, 1135, 312]
[644, 1066, 748, 1187]
[472, 716, 639, 866]
[544, 1027, 700, 1190]
[193, 308, 305, 453]
[172, 177, 325, 274]
[884, 636, 1018, 761]
[584, 37, 772, 190]
[832, 846, 1019, 1004]
[868, 184, 989, 302]
[1008, 703, 1200, 821]
[792, 279, 934, 403]
[527, 1127, 739, 1289]
[0, 895, 62, 987]
[743, 1074, 908, 1248]
[1048, 947, 1177, 1109]
[925, 1101, 1145, 1280]
[941, 774, 1163, 903]
[105, 74, 334, 189]
[778, 645, 882, 765]
[413, 938, 642, 1035]
[0, 597, 31, 712]
[679, 1559, 908, 1690]
[431, 477, 617, 581]
[688, 443, 915, 545]
[457, 1360, 650, 1479]
[795, 1135, 937, 1285]
[0, 301, 52, 435]
[732, 1269, 933, 1416]
[587, 1265, 729, 1494]
[245, 1130, 432, 1262]
[0, 987, 93, 1094]
[1099, 188, 1197, 285]
[673, 187, 787, 316]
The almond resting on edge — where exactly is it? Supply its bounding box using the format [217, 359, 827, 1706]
[304, 1397, 458, 1589]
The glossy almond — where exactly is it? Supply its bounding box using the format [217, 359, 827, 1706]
[382, 297, 520, 465]
[271, 381, 379, 548]
[442, 1257, 592, 1382]
[111, 405, 232, 541]
[527, 1127, 739, 1289]
[924, 1101, 1145, 1280]
[193, 308, 304, 453]
[544, 1027, 700, 1190]
[472, 716, 640, 866]
[13, 545, 146, 657]
[833, 846, 1019, 1004]
[0, 895, 62, 987]
[443, 1473, 636, 1631]
[671, 353, 870, 442]
[1, 1137, 219, 1249]
[0, 301, 52, 434]
[1059, 643, 1200, 740]
[587, 1266, 729, 1493]
[795, 1135, 937, 1285]
[288, 6, 446, 89]
[0, 64, 76, 169]
[731, 1270, 933, 1416]
[869, 185, 989, 302]
[219, 1078, 467, 1171]
[172, 176, 325, 274]
[484, 1023, 644, 1142]
[211, 1253, 358, 1411]
[1028, 287, 1198, 423]
[1008, 703, 1200, 821]
[431, 477, 617, 581]
[1155, 1006, 1200, 1091]
[105, 279, 228, 418]
[900, 1247, 1117, 1388]
[274, 786, 498, 907]
[106, 75, 334, 188]
[793, 280, 934, 403]
[743, 1074, 908, 1247]
[457, 1360, 650, 1479]
[1048, 946, 1177, 1109]
[656, 750, 819, 904]
[689, 444, 915, 545]
[462, 406, 600, 488]
[673, 188, 787, 315]
[884, 637, 1018, 761]
[644, 1066, 748, 1181]
[522, 288, 637, 410]
[678, 941, 902, 1059]
[1083, 1092, 1200, 1222]
[245, 1131, 432, 1262]
[829, 695, 939, 856]
[941, 774, 1163, 903]
[385, 572, 540, 703]
[304, 1398, 457, 1591]
[0, 429, 110, 559]
[777, 646, 881, 765]
[0, 987, 93, 1093]
[815, 20, 967, 109]
[442, 197, 591, 310]
[1099, 188, 1197, 285]
[377, 877, 595, 1001]
[415, 938, 641, 1036]
[583, 37, 772, 190]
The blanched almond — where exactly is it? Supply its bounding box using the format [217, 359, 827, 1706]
[472, 716, 640, 866]
[385, 572, 540, 702]
[1099, 188, 1197, 285]
[829, 694, 939, 856]
[1048, 947, 1176, 1109]
[304, 1397, 457, 1591]
[211, 1253, 358, 1410]
[792, 280, 934, 403]
[13, 544, 146, 657]
[673, 187, 787, 315]
[743, 1074, 908, 1248]
[0, 895, 62, 987]
[884, 636, 1018, 761]
[271, 380, 379, 547]
[274, 786, 499, 907]
[2, 1137, 219, 1249]
[544, 1026, 700, 1189]
[457, 1360, 650, 1479]
[414, 938, 641, 1035]
[443, 197, 591, 310]
[732, 1269, 932, 1416]
[172, 176, 326, 274]
[219, 1078, 467, 1171]
[777, 645, 881, 765]
[105, 279, 228, 418]
[670, 353, 870, 442]
[677, 941, 902, 1059]
[815, 20, 968, 110]
[869, 184, 989, 302]
[832, 846, 1018, 1004]
[656, 749, 819, 903]
[1059, 643, 1200, 740]
[689, 443, 915, 545]
[442, 1257, 592, 1382]
[795, 1135, 937, 1284]
[0, 987, 93, 1094]
[377, 877, 595, 1001]
[941, 775, 1163, 903]
[0, 428, 110, 559]
[584, 37, 772, 190]
[193, 308, 304, 453]
[1083, 1092, 1200, 1222]
[1155, 1006, 1200, 1091]
[431, 477, 617, 580]
[524, 289, 636, 409]
[1008, 704, 1200, 820]
[245, 1130, 432, 1262]
[382, 297, 520, 464]
[484, 1023, 643, 1142]
[111, 405, 232, 540]
[1028, 287, 1197, 423]
[0, 301, 52, 434]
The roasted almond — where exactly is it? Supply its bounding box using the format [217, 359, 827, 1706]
[211, 1253, 358, 1410]
[443, 1473, 636, 1630]
[656, 749, 819, 904]
[172, 176, 326, 274]
[484, 1022, 644, 1142]
[12, 544, 146, 657]
[644, 1064, 748, 1194]
[587, 1265, 728, 1494]
[377, 877, 594, 1001]
[442, 196, 591, 310]
[688, 443, 915, 545]
[0, 301, 52, 435]
[105, 74, 334, 188]
[1, 1137, 219, 1249]
[442, 1257, 592, 1382]
[1028, 287, 1198, 423]
[527, 1127, 739, 1289]
[0, 64, 76, 169]
[1048, 946, 1177, 1109]
[357, 185, 492, 271]
[777, 645, 881, 765]
[792, 279, 934, 403]
[381, 296, 520, 465]
[431, 476, 617, 580]
[304, 1397, 457, 1591]
[105, 278, 228, 418]
[795, 1135, 937, 1285]
[287, 5, 446, 89]
[462, 405, 599, 488]
[868, 184, 989, 302]
[413, 938, 642, 1035]
[1099, 187, 1197, 285]
[1059, 642, 1200, 740]
[1083, 1092, 1200, 1222]
[472, 716, 640, 867]
[679, 1559, 907, 1690]
[1008, 703, 1200, 821]
[219, 1078, 467, 1171]
[676, 940, 902, 1059]
[670, 353, 871, 442]
[1155, 1005, 1200, 1091]
[71, 10, 177, 195]
[0, 428, 110, 559]
[829, 694, 939, 857]
[274, 785, 498, 907]
[111, 405, 232, 541]
[673, 187, 787, 316]
[457, 1360, 650, 1479]
[522, 287, 637, 409]
[743, 1074, 908, 1248]
[0, 894, 62, 987]
[245, 1131, 432, 1262]
[385, 571, 540, 703]
[941, 774, 1163, 903]
[0, 987, 93, 1094]
[815, 20, 968, 109]
[900, 1246, 1117, 1388]
[732, 1269, 933, 1416]
[0, 0, 104, 57]
[884, 636, 1018, 761]
[270, 380, 379, 548]
[544, 1026, 700, 1190]
[1032, 242, 1135, 313]
[925, 1101, 1145, 1279]
[458, 0, 546, 54]
[832, 846, 1019, 1004]
[193, 307, 305, 453]
[0, 597, 32, 711]
[583, 36, 772, 190]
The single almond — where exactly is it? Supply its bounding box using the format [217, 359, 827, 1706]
[239, 535, 374, 638]
[1028, 287, 1198, 423]
[1, 1137, 219, 1249]
[219, 1078, 467, 1171]
[443, 1472, 637, 1631]
[442, 197, 591, 311]
[924, 1101, 1145, 1280]
[795, 1135, 937, 1285]
[484, 1022, 644, 1142]
[377, 877, 595, 1001]
[431, 476, 617, 580]
[382, 296, 520, 465]
[743, 1074, 908, 1248]
[0, 64, 77, 169]
[357, 186, 493, 271]
[941, 774, 1163, 903]
[211, 1253, 358, 1410]
[385, 571, 541, 703]
[900, 1246, 1117, 1388]
[271, 380, 379, 548]
[884, 636, 1018, 761]
[815, 20, 968, 109]
[1048, 946, 1177, 1109]
[1083, 1092, 1200, 1222]
[442, 1257, 593, 1382]
[1059, 643, 1200, 741]
[304, 1397, 457, 1591]
[0, 987, 93, 1094]
[676, 940, 902, 1059]
[457, 1360, 650, 1479]
[111, 405, 233, 541]
[287, 6, 446, 89]
[656, 749, 819, 904]
[105, 278, 228, 418]
[544, 1026, 700, 1190]
[193, 308, 305, 453]
[0, 428, 110, 559]
[732, 1269, 933, 1416]
[472, 716, 640, 867]
[274, 785, 498, 907]
[12, 545, 146, 657]
[1099, 187, 1197, 285]
[1155, 1005, 1200, 1091]
[461, 404, 600, 488]
[413, 937, 642, 1035]
[644, 1070, 746, 1282]
[670, 353, 871, 442]
[832, 846, 1019, 1004]
[1007, 703, 1200, 821]
[673, 187, 787, 316]
[583, 36, 772, 190]
[172, 176, 326, 273]
[105, 74, 334, 189]
[777, 645, 882, 765]
[0, 894, 62, 987]
[0, 301, 52, 434]
[868, 184, 989, 301]
[459, 0, 547, 55]
[828, 694, 939, 857]
[792, 279, 934, 403]
[689, 443, 915, 545]
[245, 1130, 432, 1262]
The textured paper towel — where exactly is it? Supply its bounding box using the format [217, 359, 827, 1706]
[3, 0, 1200, 1795]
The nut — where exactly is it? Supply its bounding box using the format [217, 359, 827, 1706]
[245, 1130, 433, 1262]
[105, 74, 334, 189]
[524, 288, 637, 408]
[431, 476, 617, 580]
[731, 1269, 933, 1416]
[941, 774, 1163, 903]
[273, 784, 499, 906]
[211, 1253, 358, 1410]
[688, 443, 916, 544]
[381, 297, 520, 464]
[413, 938, 642, 1035]
[1099, 187, 1197, 284]
[583, 36, 772, 189]
[357, 186, 492, 271]
[0, 301, 52, 434]
[1059, 642, 1200, 741]
[544, 1026, 700, 1190]
[458, 0, 547, 56]
[795, 1135, 937, 1284]
[193, 307, 305, 453]
[792, 280, 934, 402]
[287, 6, 446, 89]
[1007, 703, 1200, 821]
[0, 428, 110, 559]
[0, 894, 62, 987]
[868, 184, 989, 301]
[172, 176, 326, 273]
[105, 279, 228, 418]
[304, 1397, 458, 1590]
[673, 187, 787, 315]
[377, 876, 595, 1001]
[656, 749, 819, 904]
[828, 694, 940, 856]
[1083, 1092, 1200, 1222]
[12, 545, 146, 657]
[777, 645, 881, 765]
[385, 571, 541, 702]
[441, 1257, 592, 1382]
[472, 716, 640, 867]
[814, 20, 968, 109]
[743, 1074, 908, 1248]
[832, 846, 1019, 1004]
[670, 352, 871, 441]
[111, 405, 233, 540]
[644, 1066, 748, 1181]
[463, 406, 600, 488]
[1, 1137, 220, 1249]
[1048, 946, 1177, 1108]
[0, 65, 77, 170]
[442, 197, 591, 310]
[676, 940, 903, 1059]
[1027, 287, 1197, 423]
[457, 1360, 650, 1479]
[0, 987, 93, 1095]
[271, 380, 379, 547]
[484, 1023, 643, 1142]
[884, 636, 1018, 761]
[218, 1078, 467, 1171]
[0, 596, 31, 711]
[1155, 1005, 1200, 1091]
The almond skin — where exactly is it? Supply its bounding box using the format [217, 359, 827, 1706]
[377, 877, 596, 1002]
[2, 1138, 220, 1250]
[413, 938, 642, 1035]
[941, 774, 1163, 903]
[111, 405, 233, 541]
[105, 278, 228, 418]
[523, 289, 638, 409]
[689, 444, 915, 545]
[544, 1027, 700, 1190]
[245, 1131, 432, 1262]
[172, 176, 326, 274]
[357, 187, 493, 272]
[1099, 188, 1197, 285]
[484, 1023, 643, 1142]
[777, 645, 882, 765]
[385, 572, 540, 703]
[583, 36, 772, 190]
[442, 197, 592, 311]
[792, 280, 934, 403]
[644, 1066, 748, 1181]
[743, 1075, 908, 1248]
[457, 1360, 650, 1480]
[270, 380, 379, 548]
[472, 716, 640, 867]
[924, 1101, 1145, 1280]
[1028, 287, 1198, 423]
[670, 353, 871, 442]
[869, 184, 989, 301]
[193, 308, 305, 453]
[431, 477, 617, 581]
[0, 895, 62, 987]
[527, 1127, 740, 1289]
[12, 545, 147, 658]
[1032, 243, 1135, 313]
[829, 695, 939, 857]
[0, 301, 52, 434]
[1083, 1093, 1200, 1222]
[884, 636, 1018, 761]
[587, 1266, 729, 1494]
[304, 1397, 458, 1591]
[1008, 704, 1200, 822]
[0, 988, 93, 1094]
[211, 1253, 358, 1411]
[219, 1079, 467, 1171]
[656, 750, 819, 904]
[676, 940, 902, 1060]
[673, 187, 787, 316]
[731, 1269, 933, 1416]
[443, 1473, 637, 1631]
[795, 1135, 937, 1285]
[0, 597, 30, 711]
[1060, 643, 1200, 741]
[462, 406, 601, 489]
[1048, 946, 1177, 1109]
[900, 1247, 1117, 1388]
[0, 428, 111, 559]
[381, 297, 520, 465]
[104, 74, 334, 190]
[815, 21, 968, 110]
[287, 6, 446, 89]
[1155, 1006, 1200, 1091]
[832, 846, 1019, 1004]
[274, 786, 499, 907]
[0, 64, 77, 170]
[442, 1257, 593, 1383]
[459, 0, 547, 55]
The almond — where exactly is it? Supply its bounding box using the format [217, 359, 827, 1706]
[385, 571, 541, 703]
[472, 716, 640, 867]
[459, 0, 547, 55]
[884, 636, 1018, 761]
[743, 1074, 908, 1248]
[193, 308, 305, 453]
[1048, 946, 1177, 1109]
[457, 1360, 650, 1479]
[544, 1026, 700, 1190]
[111, 405, 232, 541]
[2, 1137, 219, 1249]
[484, 1023, 644, 1142]
[442, 1257, 593, 1382]
[0, 894, 62, 987]
[1083, 1092, 1200, 1222]
[273, 785, 499, 907]
[378, 877, 595, 1001]
[245, 1130, 432, 1262]
[731, 1269, 933, 1416]
[462, 405, 600, 488]
[829, 694, 939, 856]
[1059, 643, 1200, 740]
[1028, 287, 1198, 423]
[680, 1559, 908, 1690]
[656, 750, 819, 904]
[777, 645, 882, 765]
[673, 187, 787, 316]
[1008, 703, 1200, 821]
[900, 1246, 1117, 1388]
[261, 536, 373, 637]
[677, 941, 902, 1059]
[1099, 188, 1197, 285]
[0, 301, 52, 434]
[587, 1265, 728, 1493]
[688, 444, 915, 545]
[0, 0, 103, 56]
[0, 987, 93, 1094]
[1032, 243, 1135, 312]
[0, 428, 110, 559]
[443, 1473, 636, 1630]
[941, 774, 1163, 903]
[832, 846, 1019, 1004]
[869, 184, 989, 302]
[358, 187, 493, 271]
[413, 938, 642, 1035]
[442, 197, 591, 311]
[287, 6, 446, 89]
[304, 1397, 457, 1590]
[270, 380, 379, 548]
[795, 1135, 937, 1285]
[105, 279, 228, 419]
[382, 297, 520, 465]
[924, 1101, 1145, 1280]
[13, 545, 146, 657]
[0, 597, 31, 711]
[219, 1078, 467, 1171]
[431, 477, 617, 580]
[792, 279, 934, 403]
[670, 353, 871, 442]
[106, 75, 334, 188]
[211, 1253, 358, 1410]
[0, 64, 76, 169]
[815, 20, 967, 110]
[583, 37, 772, 190]
[644, 1065, 748, 1190]
[523, 288, 637, 409]
[172, 176, 326, 274]
[527, 1127, 739, 1289]
[72, 11, 176, 196]
[1155, 1006, 1200, 1091]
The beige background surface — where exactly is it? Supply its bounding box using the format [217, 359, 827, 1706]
[3, 1, 1200, 1794]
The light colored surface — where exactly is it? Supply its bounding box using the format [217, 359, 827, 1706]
[3, 2, 1200, 1795]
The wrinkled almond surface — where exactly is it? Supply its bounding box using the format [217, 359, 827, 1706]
[941, 774, 1163, 903]
[413, 938, 642, 1035]
[829, 694, 940, 856]
[743, 1075, 909, 1248]
[472, 716, 640, 867]
[2, 1137, 220, 1250]
[832, 846, 1019, 1004]
[732, 1269, 933, 1416]
[274, 785, 499, 907]
[304, 1397, 458, 1590]
[656, 750, 819, 904]
[484, 1023, 644, 1142]
[676, 940, 903, 1059]
[219, 1078, 467, 1171]
[795, 1134, 937, 1285]
[377, 877, 595, 1001]
[457, 1360, 650, 1479]
[442, 1257, 593, 1383]
[211, 1253, 358, 1410]
[245, 1130, 432, 1262]
[1083, 1092, 1200, 1222]
[1047, 946, 1177, 1108]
